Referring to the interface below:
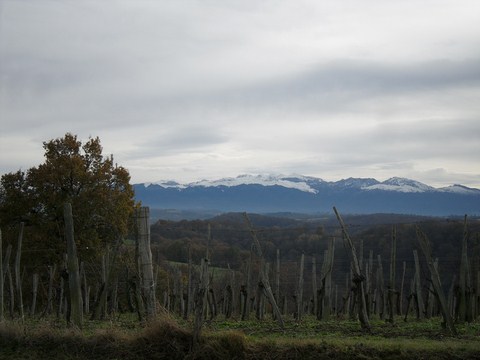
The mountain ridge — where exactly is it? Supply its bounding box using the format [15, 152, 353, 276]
[142, 174, 479, 194]
[134, 174, 480, 217]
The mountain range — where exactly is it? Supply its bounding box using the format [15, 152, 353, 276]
[133, 174, 480, 217]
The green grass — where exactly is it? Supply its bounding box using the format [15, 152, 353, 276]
[1, 314, 480, 359]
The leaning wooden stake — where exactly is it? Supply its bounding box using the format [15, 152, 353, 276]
[243, 213, 284, 328]
[333, 207, 370, 331]
[64, 203, 83, 328]
[416, 227, 457, 335]
[413, 249, 425, 318]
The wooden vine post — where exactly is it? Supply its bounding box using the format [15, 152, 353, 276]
[275, 248, 281, 309]
[324, 238, 335, 318]
[388, 226, 397, 323]
[193, 226, 211, 346]
[312, 256, 317, 316]
[413, 249, 425, 318]
[91, 238, 122, 320]
[296, 253, 305, 321]
[376, 255, 385, 319]
[317, 238, 335, 320]
[241, 244, 254, 320]
[416, 227, 457, 335]
[399, 261, 406, 316]
[135, 206, 156, 321]
[243, 213, 284, 328]
[14, 222, 24, 321]
[64, 203, 83, 328]
[46, 265, 56, 315]
[458, 215, 470, 322]
[186, 244, 193, 319]
[333, 207, 371, 331]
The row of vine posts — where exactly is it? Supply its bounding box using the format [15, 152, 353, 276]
[0, 205, 479, 340]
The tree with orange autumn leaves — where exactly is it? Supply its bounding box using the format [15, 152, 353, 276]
[0, 133, 136, 265]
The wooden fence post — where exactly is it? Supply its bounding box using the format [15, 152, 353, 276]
[333, 207, 370, 331]
[64, 203, 83, 328]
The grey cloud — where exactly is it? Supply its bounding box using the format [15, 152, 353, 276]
[368, 118, 480, 157]
[209, 59, 480, 111]
[129, 58, 480, 122]
[126, 126, 228, 159]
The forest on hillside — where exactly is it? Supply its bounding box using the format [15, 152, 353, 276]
[150, 212, 480, 296]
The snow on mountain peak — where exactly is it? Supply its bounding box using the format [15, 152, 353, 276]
[334, 177, 380, 189]
[191, 174, 319, 194]
[363, 177, 434, 193]
[148, 180, 187, 189]
[145, 175, 478, 195]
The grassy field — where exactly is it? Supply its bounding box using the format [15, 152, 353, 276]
[1, 314, 480, 359]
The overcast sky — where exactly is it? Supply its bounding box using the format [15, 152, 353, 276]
[1, 0, 479, 187]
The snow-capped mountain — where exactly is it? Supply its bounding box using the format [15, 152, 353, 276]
[135, 174, 480, 216]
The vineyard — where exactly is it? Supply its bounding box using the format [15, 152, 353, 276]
[1, 204, 480, 359]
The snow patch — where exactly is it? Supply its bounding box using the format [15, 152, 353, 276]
[150, 180, 187, 189]
[191, 174, 319, 194]
[363, 177, 434, 193]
